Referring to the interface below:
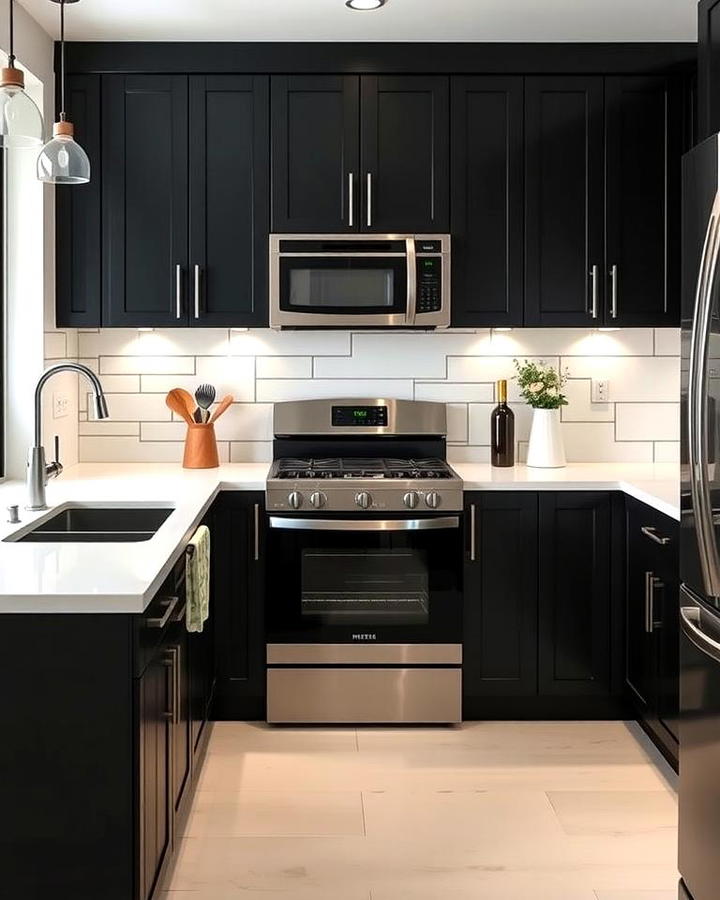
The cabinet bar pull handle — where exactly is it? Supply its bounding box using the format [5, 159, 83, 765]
[254, 503, 260, 561]
[175, 264, 183, 320]
[641, 526, 671, 546]
[194, 264, 201, 319]
[470, 504, 477, 562]
[147, 595, 180, 629]
[645, 571, 654, 634]
[590, 265, 599, 319]
[348, 173, 354, 228]
[610, 264, 618, 319]
[366, 172, 372, 228]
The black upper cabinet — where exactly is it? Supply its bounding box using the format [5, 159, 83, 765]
[103, 74, 268, 328]
[605, 76, 682, 327]
[699, 0, 720, 139]
[271, 75, 359, 233]
[189, 75, 269, 326]
[451, 77, 524, 327]
[56, 74, 102, 327]
[271, 74, 448, 234]
[525, 76, 605, 327]
[463, 492, 538, 707]
[103, 75, 189, 327]
[538, 492, 613, 696]
[361, 76, 449, 233]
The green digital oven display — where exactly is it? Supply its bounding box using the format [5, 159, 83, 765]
[332, 405, 389, 427]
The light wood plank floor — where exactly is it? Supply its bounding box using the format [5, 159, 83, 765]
[160, 720, 678, 900]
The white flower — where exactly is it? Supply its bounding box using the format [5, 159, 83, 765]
[546, 387, 557, 397]
[528, 382, 544, 393]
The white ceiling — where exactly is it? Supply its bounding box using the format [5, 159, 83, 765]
[18, 0, 697, 43]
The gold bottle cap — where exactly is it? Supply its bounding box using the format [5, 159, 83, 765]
[497, 379, 508, 403]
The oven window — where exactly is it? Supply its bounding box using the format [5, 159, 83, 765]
[289, 268, 394, 308]
[301, 548, 430, 626]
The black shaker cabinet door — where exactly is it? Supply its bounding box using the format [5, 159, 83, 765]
[271, 75, 359, 233]
[525, 76, 604, 326]
[538, 492, 612, 696]
[605, 76, 683, 327]
[361, 75, 449, 233]
[102, 75, 189, 327]
[56, 74, 102, 327]
[699, 0, 720, 139]
[463, 492, 539, 705]
[137, 649, 172, 900]
[451, 77, 524, 327]
[190, 75, 269, 326]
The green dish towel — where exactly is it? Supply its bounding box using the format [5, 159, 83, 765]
[186, 524, 210, 633]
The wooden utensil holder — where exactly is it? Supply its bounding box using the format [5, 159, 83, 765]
[183, 422, 220, 469]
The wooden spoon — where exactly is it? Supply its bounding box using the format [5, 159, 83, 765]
[166, 389, 195, 426]
[175, 388, 196, 420]
[209, 394, 234, 424]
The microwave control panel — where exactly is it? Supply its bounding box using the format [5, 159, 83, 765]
[416, 248, 443, 315]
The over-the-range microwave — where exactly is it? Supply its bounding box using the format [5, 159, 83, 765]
[269, 234, 450, 329]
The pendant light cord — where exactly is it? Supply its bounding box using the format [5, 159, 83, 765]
[8, 0, 14, 67]
[59, 0, 66, 120]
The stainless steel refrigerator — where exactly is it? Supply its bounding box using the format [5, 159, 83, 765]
[680, 132, 720, 900]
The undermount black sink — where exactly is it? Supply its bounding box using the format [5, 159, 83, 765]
[7, 505, 174, 543]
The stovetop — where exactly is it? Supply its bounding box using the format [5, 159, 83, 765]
[267, 455, 462, 513]
[273, 457, 454, 481]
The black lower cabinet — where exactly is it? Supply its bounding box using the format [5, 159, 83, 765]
[626, 497, 679, 769]
[463, 493, 538, 716]
[0, 546, 214, 900]
[211, 491, 266, 720]
[463, 491, 624, 718]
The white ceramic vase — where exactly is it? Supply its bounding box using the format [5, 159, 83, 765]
[526, 408, 566, 468]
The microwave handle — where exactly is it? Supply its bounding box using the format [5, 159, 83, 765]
[406, 238, 417, 326]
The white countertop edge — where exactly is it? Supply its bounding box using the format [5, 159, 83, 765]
[0, 462, 678, 613]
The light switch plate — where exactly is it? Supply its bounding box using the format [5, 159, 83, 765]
[52, 392, 70, 419]
[591, 379, 609, 403]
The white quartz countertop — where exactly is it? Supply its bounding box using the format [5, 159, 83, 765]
[0, 461, 678, 614]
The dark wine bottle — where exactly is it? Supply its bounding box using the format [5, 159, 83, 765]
[491, 379, 515, 468]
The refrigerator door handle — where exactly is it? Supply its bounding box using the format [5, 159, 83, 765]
[681, 604, 720, 664]
[689, 196, 720, 599]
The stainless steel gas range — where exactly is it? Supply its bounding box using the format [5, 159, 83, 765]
[264, 398, 463, 725]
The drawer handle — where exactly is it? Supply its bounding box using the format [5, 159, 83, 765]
[147, 595, 180, 629]
[641, 526, 671, 546]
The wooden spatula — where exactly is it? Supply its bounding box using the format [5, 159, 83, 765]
[166, 389, 195, 426]
[209, 394, 233, 424]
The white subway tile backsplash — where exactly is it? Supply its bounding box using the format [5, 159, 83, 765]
[75, 327, 680, 465]
[256, 379, 415, 402]
[616, 403, 680, 441]
[256, 356, 313, 379]
[100, 355, 196, 375]
[44, 330, 67, 359]
[415, 382, 494, 403]
[561, 355, 680, 402]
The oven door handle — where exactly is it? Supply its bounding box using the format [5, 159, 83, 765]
[268, 516, 460, 532]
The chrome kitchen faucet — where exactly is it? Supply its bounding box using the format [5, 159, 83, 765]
[27, 363, 109, 510]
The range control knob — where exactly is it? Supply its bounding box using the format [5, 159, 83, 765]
[310, 491, 327, 509]
[287, 491, 303, 510]
[355, 491, 372, 510]
[403, 491, 420, 509]
[425, 491, 441, 509]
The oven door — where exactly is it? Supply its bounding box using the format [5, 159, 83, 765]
[265, 514, 462, 645]
[271, 245, 410, 328]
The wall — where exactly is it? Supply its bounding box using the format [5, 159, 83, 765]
[74, 326, 680, 465]
[1, 5, 78, 479]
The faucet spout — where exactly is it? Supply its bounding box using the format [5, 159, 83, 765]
[27, 363, 110, 509]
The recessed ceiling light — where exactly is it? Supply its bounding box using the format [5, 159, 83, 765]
[346, 0, 387, 10]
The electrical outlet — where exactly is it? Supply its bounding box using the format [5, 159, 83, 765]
[53, 392, 70, 419]
[591, 379, 610, 403]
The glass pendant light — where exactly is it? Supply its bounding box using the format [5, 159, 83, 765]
[0, 0, 44, 148]
[37, 0, 90, 184]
